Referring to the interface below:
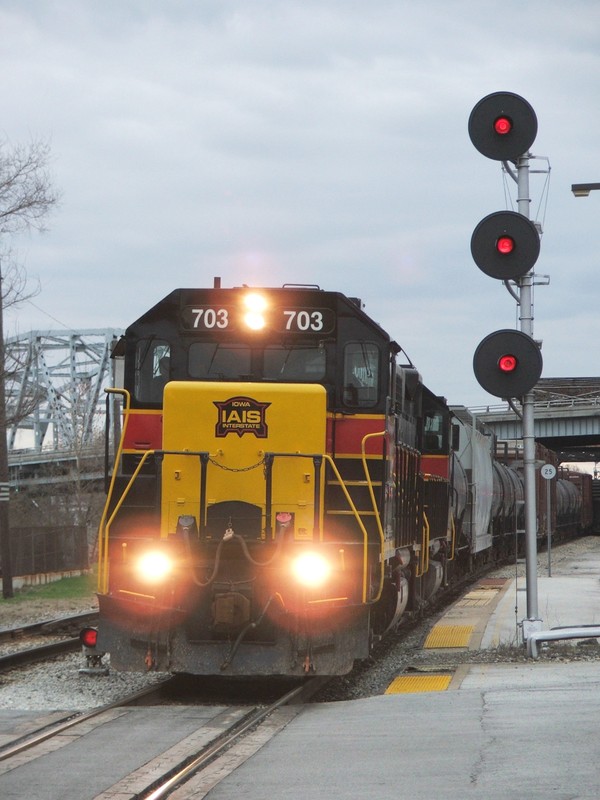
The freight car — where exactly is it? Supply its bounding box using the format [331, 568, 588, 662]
[91, 281, 592, 676]
[450, 410, 591, 559]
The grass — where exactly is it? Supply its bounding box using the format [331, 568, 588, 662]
[0, 572, 97, 604]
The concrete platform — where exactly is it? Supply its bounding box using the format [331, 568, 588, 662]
[198, 670, 600, 799]
[481, 575, 600, 649]
[423, 573, 600, 652]
[193, 545, 600, 799]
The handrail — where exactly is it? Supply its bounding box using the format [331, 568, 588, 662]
[97, 388, 131, 593]
[447, 512, 456, 562]
[526, 625, 600, 659]
[322, 454, 373, 604]
[99, 447, 214, 593]
[99, 449, 155, 594]
[360, 430, 386, 602]
[263, 450, 377, 604]
[415, 511, 430, 578]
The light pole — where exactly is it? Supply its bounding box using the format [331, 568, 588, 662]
[572, 183, 600, 197]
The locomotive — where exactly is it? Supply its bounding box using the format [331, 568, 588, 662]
[93, 280, 591, 676]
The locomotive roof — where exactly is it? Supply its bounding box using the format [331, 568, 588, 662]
[126, 285, 395, 346]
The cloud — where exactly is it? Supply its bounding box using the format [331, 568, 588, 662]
[0, 1, 598, 407]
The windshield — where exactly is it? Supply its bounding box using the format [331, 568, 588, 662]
[263, 345, 326, 380]
[188, 343, 252, 379]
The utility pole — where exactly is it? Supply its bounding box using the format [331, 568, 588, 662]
[0, 258, 13, 598]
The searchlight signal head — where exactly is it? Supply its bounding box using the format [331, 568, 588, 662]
[469, 91, 537, 162]
[471, 210, 539, 280]
[473, 329, 542, 398]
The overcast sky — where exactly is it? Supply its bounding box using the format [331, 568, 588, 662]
[1, 0, 599, 407]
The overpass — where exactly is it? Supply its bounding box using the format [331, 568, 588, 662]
[467, 378, 600, 464]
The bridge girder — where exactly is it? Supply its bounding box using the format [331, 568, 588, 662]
[6, 329, 122, 453]
[465, 378, 600, 463]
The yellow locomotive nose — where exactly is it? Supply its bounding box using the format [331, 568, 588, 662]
[160, 380, 327, 541]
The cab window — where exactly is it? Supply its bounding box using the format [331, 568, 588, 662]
[134, 339, 170, 402]
[343, 342, 379, 407]
[264, 345, 326, 381]
[423, 411, 445, 454]
[188, 343, 251, 379]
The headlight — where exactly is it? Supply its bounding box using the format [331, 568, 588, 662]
[291, 552, 331, 588]
[135, 551, 173, 583]
[242, 292, 268, 330]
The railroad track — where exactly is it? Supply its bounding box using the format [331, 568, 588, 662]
[0, 678, 174, 763]
[0, 611, 99, 672]
[0, 611, 99, 643]
[0, 674, 328, 799]
[141, 677, 328, 800]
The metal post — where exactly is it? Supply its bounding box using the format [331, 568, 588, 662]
[516, 153, 542, 637]
[547, 477, 552, 577]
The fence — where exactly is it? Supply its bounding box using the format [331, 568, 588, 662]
[5, 525, 89, 578]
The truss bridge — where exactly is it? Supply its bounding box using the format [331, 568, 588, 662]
[6, 328, 122, 487]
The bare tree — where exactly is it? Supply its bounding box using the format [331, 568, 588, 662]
[0, 139, 58, 235]
[0, 252, 43, 428]
[0, 138, 59, 597]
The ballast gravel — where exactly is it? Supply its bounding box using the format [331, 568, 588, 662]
[0, 653, 169, 711]
[0, 597, 169, 711]
[1, 537, 599, 711]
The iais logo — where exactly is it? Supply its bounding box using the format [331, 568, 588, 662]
[214, 396, 271, 438]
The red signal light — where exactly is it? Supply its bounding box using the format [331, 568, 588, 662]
[80, 627, 98, 648]
[498, 354, 518, 373]
[496, 235, 515, 255]
[494, 115, 512, 135]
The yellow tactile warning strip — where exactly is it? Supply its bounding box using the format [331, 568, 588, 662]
[457, 587, 501, 607]
[385, 674, 453, 694]
[424, 624, 474, 649]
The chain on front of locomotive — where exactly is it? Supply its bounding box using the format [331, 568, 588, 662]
[94, 282, 453, 675]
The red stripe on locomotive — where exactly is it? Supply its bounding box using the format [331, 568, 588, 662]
[327, 415, 386, 456]
[123, 411, 162, 450]
[421, 454, 450, 479]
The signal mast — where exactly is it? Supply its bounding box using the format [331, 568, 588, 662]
[469, 92, 547, 641]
